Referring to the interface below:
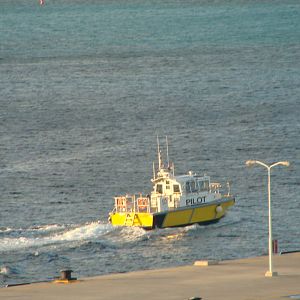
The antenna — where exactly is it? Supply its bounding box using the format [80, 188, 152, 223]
[166, 136, 170, 168]
[157, 135, 162, 169]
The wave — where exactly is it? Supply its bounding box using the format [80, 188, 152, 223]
[0, 222, 114, 253]
[0, 224, 66, 235]
[0, 227, 14, 233]
[119, 226, 148, 242]
[0, 265, 20, 276]
[0, 266, 10, 275]
[0, 222, 188, 253]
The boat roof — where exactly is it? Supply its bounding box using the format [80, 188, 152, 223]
[153, 169, 210, 185]
[174, 173, 210, 184]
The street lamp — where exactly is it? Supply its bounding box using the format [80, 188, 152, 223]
[245, 160, 290, 277]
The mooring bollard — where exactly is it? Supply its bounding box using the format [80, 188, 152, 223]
[54, 269, 77, 283]
[60, 270, 73, 280]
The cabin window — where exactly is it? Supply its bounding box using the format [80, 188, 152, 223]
[156, 184, 163, 194]
[203, 180, 209, 191]
[198, 180, 209, 191]
[186, 181, 197, 193]
[185, 182, 191, 193]
[197, 180, 203, 190]
[173, 184, 180, 193]
[166, 185, 170, 189]
[190, 181, 197, 192]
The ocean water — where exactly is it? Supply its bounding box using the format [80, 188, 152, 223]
[0, 0, 300, 286]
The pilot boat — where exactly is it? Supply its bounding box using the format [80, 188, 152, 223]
[108, 138, 235, 230]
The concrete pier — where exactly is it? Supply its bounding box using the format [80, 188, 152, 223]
[1, 252, 300, 300]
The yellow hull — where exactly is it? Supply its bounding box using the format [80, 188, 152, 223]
[109, 212, 153, 228]
[109, 197, 235, 230]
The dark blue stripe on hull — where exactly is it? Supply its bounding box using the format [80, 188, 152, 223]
[148, 213, 224, 229]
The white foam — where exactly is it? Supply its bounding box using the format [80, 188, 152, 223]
[0, 222, 114, 253]
[0, 224, 65, 235]
[119, 226, 148, 242]
[33, 224, 65, 232]
[0, 227, 14, 233]
[55, 222, 112, 241]
[0, 266, 10, 275]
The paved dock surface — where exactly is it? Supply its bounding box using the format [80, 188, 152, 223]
[1, 252, 300, 300]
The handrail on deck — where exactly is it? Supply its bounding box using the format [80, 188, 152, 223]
[210, 182, 221, 193]
[114, 194, 150, 213]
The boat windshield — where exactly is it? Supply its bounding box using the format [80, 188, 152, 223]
[156, 184, 163, 194]
[198, 180, 210, 191]
[173, 184, 180, 193]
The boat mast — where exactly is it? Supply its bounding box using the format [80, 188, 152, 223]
[166, 136, 170, 169]
[152, 161, 156, 180]
[166, 136, 175, 175]
[157, 135, 162, 170]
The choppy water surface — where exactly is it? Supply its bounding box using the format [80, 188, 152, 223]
[0, 0, 299, 286]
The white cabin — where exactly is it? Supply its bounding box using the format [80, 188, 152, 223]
[150, 167, 223, 213]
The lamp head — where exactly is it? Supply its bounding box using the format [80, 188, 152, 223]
[245, 160, 256, 167]
[279, 161, 290, 167]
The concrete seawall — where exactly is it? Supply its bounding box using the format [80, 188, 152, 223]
[1, 252, 300, 300]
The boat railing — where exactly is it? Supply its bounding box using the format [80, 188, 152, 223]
[114, 194, 151, 213]
[136, 196, 150, 213]
[210, 182, 221, 194]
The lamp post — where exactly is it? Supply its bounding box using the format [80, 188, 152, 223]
[245, 160, 290, 277]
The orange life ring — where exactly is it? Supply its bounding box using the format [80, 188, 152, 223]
[137, 198, 148, 210]
[117, 197, 126, 208]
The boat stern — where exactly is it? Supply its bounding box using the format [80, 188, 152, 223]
[109, 211, 154, 229]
